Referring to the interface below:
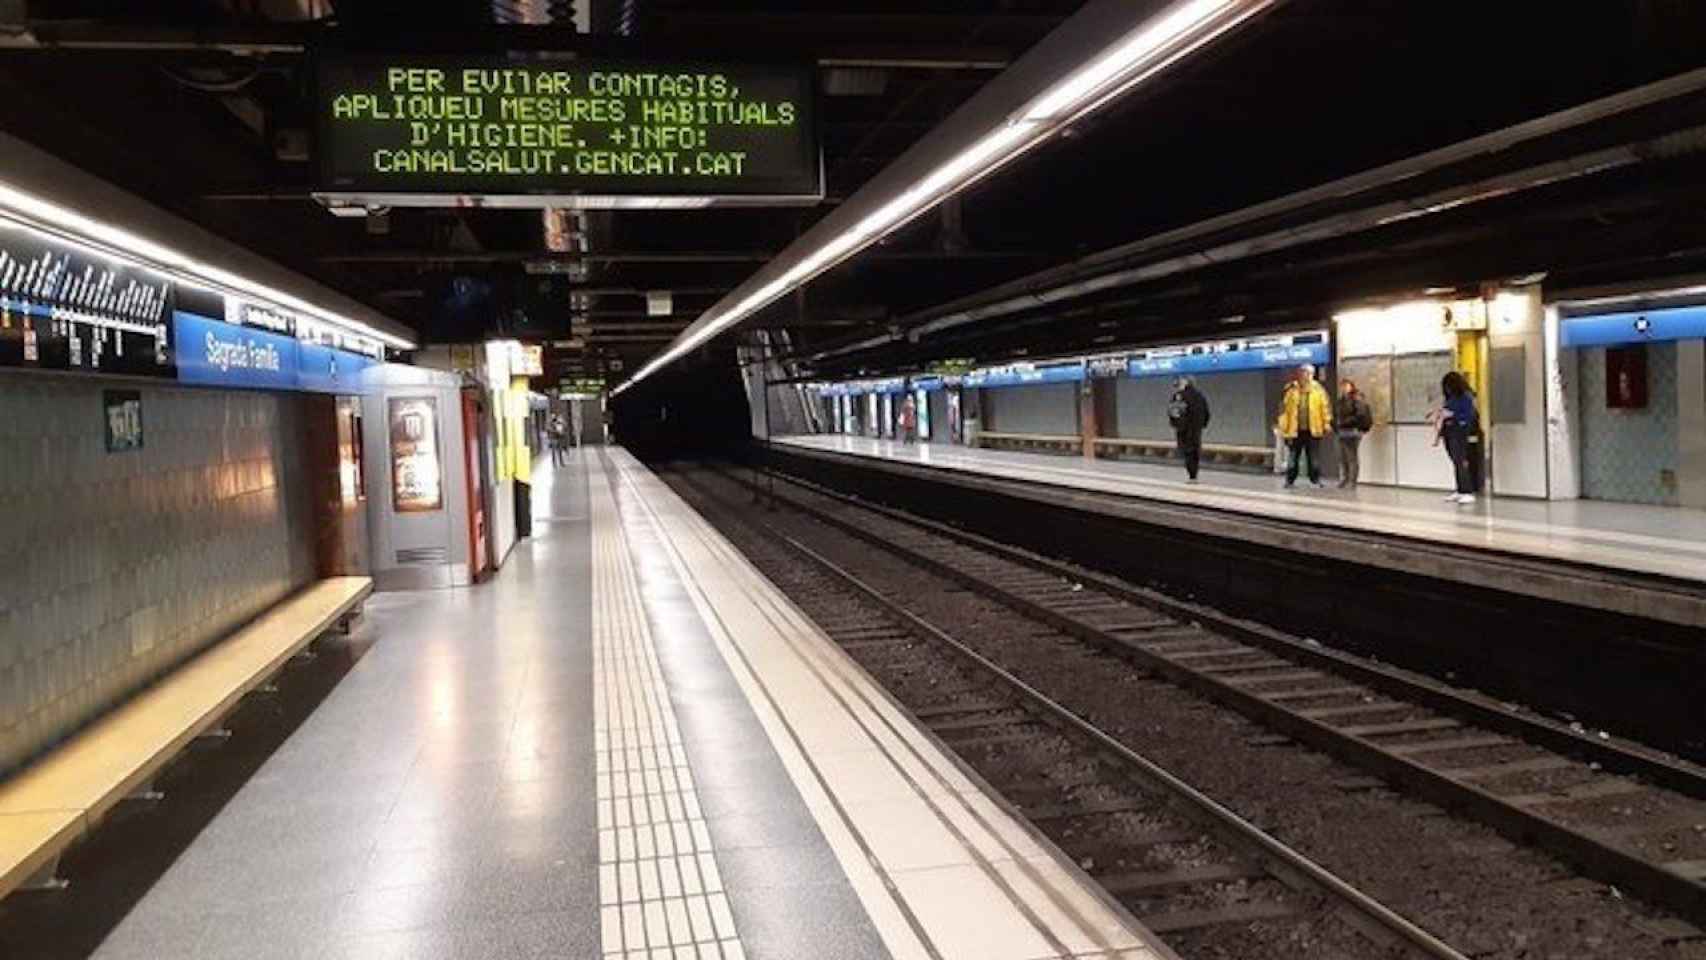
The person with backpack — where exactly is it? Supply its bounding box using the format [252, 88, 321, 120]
[1167, 375, 1211, 482]
[1334, 379, 1374, 488]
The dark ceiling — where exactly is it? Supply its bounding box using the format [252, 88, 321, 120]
[3, 1, 1705, 387]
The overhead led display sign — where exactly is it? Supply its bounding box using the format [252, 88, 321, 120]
[314, 55, 822, 208]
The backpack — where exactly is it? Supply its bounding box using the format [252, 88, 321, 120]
[1167, 393, 1187, 427]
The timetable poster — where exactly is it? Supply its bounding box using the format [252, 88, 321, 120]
[388, 395, 444, 513]
[0, 224, 177, 378]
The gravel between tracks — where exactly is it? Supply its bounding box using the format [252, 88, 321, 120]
[667, 465, 1706, 960]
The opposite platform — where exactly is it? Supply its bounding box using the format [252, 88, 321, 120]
[775, 434, 1706, 626]
[54, 446, 1165, 960]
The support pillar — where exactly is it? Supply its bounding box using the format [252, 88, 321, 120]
[1080, 378, 1099, 459]
[1678, 339, 1706, 509]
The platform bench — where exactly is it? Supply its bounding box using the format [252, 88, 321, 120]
[973, 431, 1083, 455]
[1094, 436, 1276, 470]
[0, 576, 372, 899]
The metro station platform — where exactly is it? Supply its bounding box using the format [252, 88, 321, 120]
[71, 447, 1164, 960]
[773, 434, 1706, 627]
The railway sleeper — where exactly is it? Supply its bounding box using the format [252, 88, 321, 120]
[1137, 900, 1298, 934]
[1261, 685, 1370, 703]
[1097, 862, 1268, 896]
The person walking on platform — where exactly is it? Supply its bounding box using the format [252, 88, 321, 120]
[1435, 371, 1483, 504]
[1167, 375, 1211, 483]
[548, 414, 569, 467]
[899, 394, 918, 445]
[1277, 364, 1331, 488]
[1335, 379, 1374, 488]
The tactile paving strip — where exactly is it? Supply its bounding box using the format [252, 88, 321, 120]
[592, 471, 747, 960]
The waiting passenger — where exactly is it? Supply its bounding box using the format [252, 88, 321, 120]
[548, 414, 569, 466]
[899, 394, 918, 445]
[1167, 375, 1211, 483]
[1277, 364, 1331, 488]
[1334, 379, 1374, 488]
[1435, 371, 1483, 504]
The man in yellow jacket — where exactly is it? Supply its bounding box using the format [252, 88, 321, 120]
[1277, 364, 1332, 488]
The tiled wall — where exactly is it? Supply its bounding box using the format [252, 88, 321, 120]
[0, 375, 316, 774]
[1113, 371, 1272, 447]
[1577, 343, 1680, 506]
[984, 382, 1080, 435]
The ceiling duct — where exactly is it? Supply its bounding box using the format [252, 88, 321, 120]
[822, 68, 890, 97]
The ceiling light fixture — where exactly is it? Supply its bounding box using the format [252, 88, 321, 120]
[613, 0, 1269, 395]
[0, 182, 416, 350]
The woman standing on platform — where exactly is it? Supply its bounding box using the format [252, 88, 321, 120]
[899, 394, 918, 445]
[1435, 371, 1483, 504]
[1334, 379, 1373, 488]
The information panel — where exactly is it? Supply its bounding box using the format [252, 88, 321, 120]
[315, 56, 822, 204]
[0, 222, 175, 378]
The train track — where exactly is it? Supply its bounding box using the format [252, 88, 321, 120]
[672, 466, 1471, 960]
[709, 462, 1706, 930]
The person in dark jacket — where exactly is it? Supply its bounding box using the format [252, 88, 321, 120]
[1167, 376, 1211, 482]
[1435, 371, 1483, 504]
[1334, 379, 1374, 488]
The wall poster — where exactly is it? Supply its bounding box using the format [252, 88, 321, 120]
[1605, 344, 1648, 409]
[103, 389, 144, 452]
[1337, 355, 1392, 425]
[388, 395, 444, 512]
[1392, 351, 1456, 424]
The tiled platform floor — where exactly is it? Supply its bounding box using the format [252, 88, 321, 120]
[778, 434, 1706, 586]
[44, 447, 1164, 960]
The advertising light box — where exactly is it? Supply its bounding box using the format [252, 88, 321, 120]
[388, 396, 444, 513]
[314, 55, 822, 207]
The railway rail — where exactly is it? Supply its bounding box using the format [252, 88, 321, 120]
[713, 463, 1706, 926]
[672, 466, 1474, 960]
[679, 460, 1706, 950]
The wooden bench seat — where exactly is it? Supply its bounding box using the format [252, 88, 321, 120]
[1094, 436, 1275, 468]
[0, 576, 371, 898]
[973, 430, 1083, 454]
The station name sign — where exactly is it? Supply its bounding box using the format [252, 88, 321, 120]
[314, 55, 822, 207]
[174, 310, 378, 394]
[1128, 331, 1329, 377]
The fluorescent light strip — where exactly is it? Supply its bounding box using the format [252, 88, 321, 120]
[0, 183, 416, 350]
[1021, 0, 1232, 121]
[612, 0, 1260, 396]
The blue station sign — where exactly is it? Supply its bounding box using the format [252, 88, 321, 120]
[1560, 305, 1706, 348]
[963, 360, 1084, 389]
[1128, 336, 1329, 378]
[173, 310, 376, 393]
